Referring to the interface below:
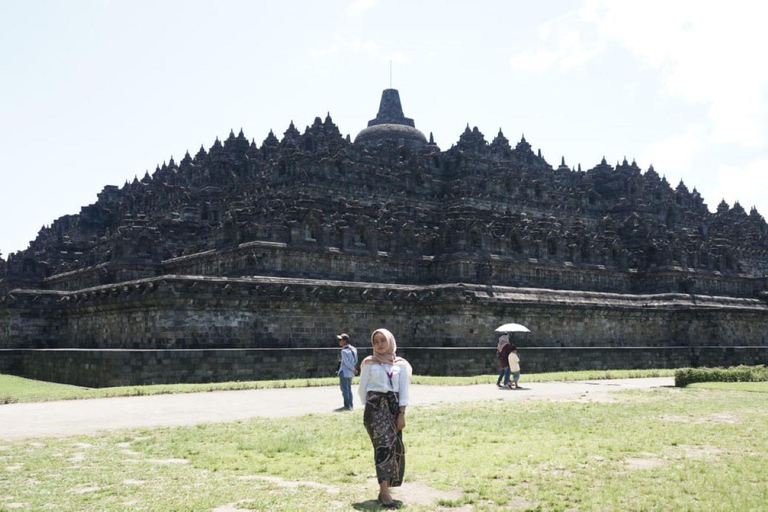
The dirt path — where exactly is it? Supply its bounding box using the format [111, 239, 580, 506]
[0, 377, 673, 440]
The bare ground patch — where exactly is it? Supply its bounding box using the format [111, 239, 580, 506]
[71, 484, 102, 494]
[677, 444, 723, 459]
[116, 436, 152, 447]
[660, 414, 691, 423]
[538, 462, 575, 477]
[504, 495, 539, 510]
[545, 391, 621, 404]
[624, 456, 666, 470]
[147, 458, 189, 465]
[705, 413, 739, 424]
[238, 474, 340, 494]
[662, 412, 740, 425]
[212, 499, 255, 512]
[390, 481, 463, 507]
[122, 479, 148, 486]
[344, 478, 464, 511]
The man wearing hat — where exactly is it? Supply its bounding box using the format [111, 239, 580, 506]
[337, 333, 358, 410]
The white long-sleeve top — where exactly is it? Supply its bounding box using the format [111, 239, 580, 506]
[508, 352, 520, 372]
[357, 361, 410, 406]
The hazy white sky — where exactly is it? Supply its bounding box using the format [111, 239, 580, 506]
[2, 0, 768, 256]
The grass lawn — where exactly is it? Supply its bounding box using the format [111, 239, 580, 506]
[1, 384, 767, 510]
[690, 381, 768, 393]
[0, 369, 675, 404]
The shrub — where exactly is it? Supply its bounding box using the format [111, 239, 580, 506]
[675, 365, 768, 387]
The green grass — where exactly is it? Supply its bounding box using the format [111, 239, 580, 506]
[690, 381, 768, 393]
[413, 368, 675, 386]
[0, 375, 344, 404]
[0, 369, 675, 404]
[0, 384, 766, 510]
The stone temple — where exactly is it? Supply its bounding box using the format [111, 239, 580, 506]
[1, 89, 767, 386]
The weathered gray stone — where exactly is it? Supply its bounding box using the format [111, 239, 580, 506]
[2, 89, 768, 385]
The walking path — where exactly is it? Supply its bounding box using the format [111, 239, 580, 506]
[0, 377, 673, 440]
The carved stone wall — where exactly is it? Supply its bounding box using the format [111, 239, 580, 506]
[2, 346, 768, 387]
[40, 240, 763, 298]
[3, 276, 767, 351]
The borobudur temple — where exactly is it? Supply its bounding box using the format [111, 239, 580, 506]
[1, 89, 767, 386]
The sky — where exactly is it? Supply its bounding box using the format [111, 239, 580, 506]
[2, 0, 768, 256]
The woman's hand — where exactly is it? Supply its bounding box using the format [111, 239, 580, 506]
[396, 412, 406, 431]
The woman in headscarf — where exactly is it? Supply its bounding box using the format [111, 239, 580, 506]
[496, 334, 512, 388]
[357, 328, 412, 508]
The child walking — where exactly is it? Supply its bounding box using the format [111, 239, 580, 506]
[507, 345, 521, 389]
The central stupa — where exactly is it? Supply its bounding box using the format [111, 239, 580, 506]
[353, 89, 428, 150]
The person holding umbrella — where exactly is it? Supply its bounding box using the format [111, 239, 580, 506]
[496, 334, 512, 388]
[494, 323, 530, 389]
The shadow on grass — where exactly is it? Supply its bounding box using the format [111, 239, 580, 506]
[352, 499, 402, 510]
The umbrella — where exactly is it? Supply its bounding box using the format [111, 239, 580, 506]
[495, 323, 531, 333]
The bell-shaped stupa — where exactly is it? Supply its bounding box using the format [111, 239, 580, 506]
[354, 89, 427, 150]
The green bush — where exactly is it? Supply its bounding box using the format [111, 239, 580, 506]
[675, 365, 768, 387]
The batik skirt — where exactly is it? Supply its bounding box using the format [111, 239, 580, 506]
[363, 391, 405, 487]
